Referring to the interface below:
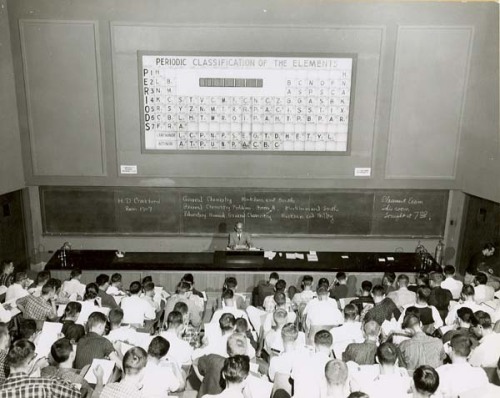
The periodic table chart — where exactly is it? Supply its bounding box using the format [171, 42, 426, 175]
[139, 54, 355, 153]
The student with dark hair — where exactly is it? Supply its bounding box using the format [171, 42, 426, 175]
[263, 279, 289, 312]
[398, 287, 443, 334]
[351, 280, 374, 315]
[442, 306, 478, 346]
[28, 270, 51, 297]
[382, 272, 396, 294]
[387, 274, 416, 309]
[160, 310, 194, 367]
[74, 311, 118, 369]
[363, 285, 400, 325]
[254, 272, 279, 308]
[120, 281, 156, 326]
[222, 276, 246, 309]
[64, 323, 85, 345]
[331, 304, 364, 357]
[182, 273, 204, 298]
[469, 310, 500, 367]
[441, 265, 463, 300]
[141, 336, 185, 396]
[5, 271, 29, 302]
[41, 338, 93, 397]
[16, 282, 58, 330]
[0, 339, 80, 398]
[330, 272, 348, 300]
[75, 283, 102, 325]
[201, 355, 250, 398]
[473, 271, 495, 304]
[411, 365, 439, 398]
[105, 307, 138, 345]
[60, 301, 82, 335]
[0, 259, 14, 287]
[212, 288, 249, 326]
[95, 274, 118, 309]
[61, 268, 85, 300]
[428, 272, 452, 321]
[292, 274, 316, 311]
[445, 284, 486, 325]
[106, 273, 125, 296]
[165, 281, 204, 327]
[15, 319, 37, 342]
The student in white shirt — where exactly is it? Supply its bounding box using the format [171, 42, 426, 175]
[263, 279, 291, 312]
[469, 310, 500, 367]
[268, 323, 305, 382]
[141, 336, 185, 397]
[121, 281, 156, 326]
[441, 265, 464, 300]
[305, 286, 343, 331]
[211, 289, 249, 325]
[292, 275, 317, 310]
[5, 271, 29, 302]
[76, 283, 105, 325]
[222, 277, 247, 310]
[201, 355, 250, 398]
[105, 308, 139, 345]
[160, 310, 193, 366]
[330, 304, 364, 358]
[436, 334, 488, 398]
[473, 272, 495, 304]
[60, 269, 86, 300]
[410, 365, 440, 398]
[28, 270, 50, 297]
[106, 273, 126, 296]
[445, 284, 485, 326]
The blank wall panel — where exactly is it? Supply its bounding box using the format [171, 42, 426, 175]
[386, 26, 473, 179]
[20, 20, 106, 176]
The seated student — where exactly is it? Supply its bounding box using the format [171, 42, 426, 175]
[469, 310, 500, 367]
[160, 310, 194, 366]
[174, 301, 201, 348]
[64, 323, 85, 345]
[222, 277, 246, 310]
[211, 289, 249, 325]
[442, 306, 478, 346]
[95, 274, 119, 309]
[28, 270, 51, 297]
[322, 359, 351, 398]
[410, 365, 440, 398]
[473, 272, 496, 304]
[459, 356, 500, 398]
[261, 292, 297, 335]
[235, 318, 257, 350]
[330, 304, 364, 358]
[201, 355, 250, 398]
[41, 337, 93, 397]
[76, 283, 104, 325]
[268, 323, 305, 382]
[436, 334, 489, 397]
[0, 339, 80, 398]
[121, 281, 156, 326]
[254, 272, 279, 308]
[5, 271, 29, 302]
[0, 327, 10, 384]
[330, 272, 349, 300]
[105, 308, 138, 345]
[60, 301, 82, 335]
[428, 272, 453, 321]
[348, 342, 410, 398]
[441, 265, 464, 300]
[305, 286, 343, 331]
[445, 284, 486, 326]
[74, 311, 119, 369]
[141, 336, 185, 397]
[350, 280, 374, 315]
[263, 309, 290, 355]
[292, 274, 317, 310]
[141, 281, 161, 313]
[399, 314, 445, 374]
[95, 346, 148, 398]
[0, 302, 12, 324]
[61, 269, 86, 300]
[387, 274, 417, 310]
[196, 332, 246, 397]
[343, 320, 380, 365]
[263, 279, 290, 312]
[363, 285, 401, 326]
[182, 273, 204, 299]
[0, 259, 14, 287]
[398, 287, 443, 333]
[105, 273, 125, 296]
[165, 281, 204, 328]
[291, 330, 334, 398]
[15, 319, 38, 343]
[382, 272, 397, 294]
[16, 281, 58, 330]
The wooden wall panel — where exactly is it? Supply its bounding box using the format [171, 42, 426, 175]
[386, 26, 473, 179]
[19, 20, 106, 176]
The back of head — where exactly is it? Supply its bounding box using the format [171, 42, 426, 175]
[269, 272, 279, 282]
[182, 273, 194, 285]
[108, 308, 124, 325]
[363, 320, 381, 338]
[471, 310, 492, 329]
[417, 287, 431, 303]
[383, 272, 396, 285]
[402, 313, 421, 330]
[443, 265, 455, 276]
[371, 285, 385, 298]
[36, 270, 51, 285]
[317, 286, 329, 298]
[343, 304, 358, 321]
[450, 334, 472, 358]
[129, 281, 142, 295]
[361, 280, 372, 293]
[87, 311, 107, 331]
[84, 283, 99, 300]
[234, 318, 248, 333]
[64, 301, 82, 318]
[18, 319, 37, 340]
[317, 277, 330, 290]
[273, 308, 288, 325]
[377, 342, 398, 366]
[50, 338, 73, 364]
[475, 272, 488, 286]
[461, 284, 475, 298]
[148, 336, 170, 359]
[281, 323, 299, 343]
[173, 301, 188, 316]
[413, 365, 439, 395]
[227, 333, 247, 356]
[336, 272, 347, 282]
[14, 271, 27, 284]
[70, 269, 82, 279]
[275, 279, 287, 292]
[167, 310, 184, 329]
[44, 278, 61, 293]
[110, 273, 122, 284]
[222, 288, 234, 301]
[397, 274, 410, 287]
[96, 274, 110, 287]
[123, 346, 147, 376]
[456, 307, 474, 323]
[7, 339, 35, 369]
[64, 324, 85, 343]
[222, 355, 250, 384]
[302, 275, 313, 287]
[314, 329, 333, 348]
[224, 277, 237, 290]
[417, 272, 430, 287]
[219, 313, 236, 332]
[324, 359, 348, 386]
[177, 281, 191, 294]
[429, 272, 444, 284]
[143, 281, 155, 293]
[274, 291, 286, 306]
[142, 276, 153, 286]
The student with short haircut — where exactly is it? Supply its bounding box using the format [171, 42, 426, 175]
[330, 272, 348, 300]
[16, 281, 58, 330]
[42, 338, 93, 397]
[211, 288, 249, 325]
[74, 311, 118, 369]
[160, 310, 194, 366]
[387, 274, 417, 309]
[442, 306, 478, 346]
[223, 276, 246, 309]
[60, 301, 82, 335]
[411, 365, 440, 398]
[473, 271, 495, 304]
[0, 259, 14, 287]
[182, 273, 204, 298]
[97, 346, 148, 398]
[292, 275, 316, 309]
[363, 285, 400, 325]
[28, 270, 51, 297]
[428, 272, 452, 321]
[263, 279, 289, 312]
[398, 287, 443, 333]
[445, 284, 486, 326]
[174, 301, 201, 348]
[141, 336, 185, 397]
[95, 274, 118, 309]
[342, 320, 380, 365]
[254, 272, 279, 308]
[330, 304, 364, 358]
[436, 334, 488, 397]
[382, 272, 396, 294]
[5, 271, 29, 302]
[106, 273, 125, 296]
[165, 281, 204, 327]
[201, 355, 250, 398]
[0, 339, 80, 398]
[120, 281, 156, 326]
[76, 283, 103, 325]
[304, 286, 343, 330]
[351, 280, 374, 315]
[323, 359, 350, 398]
[61, 268, 86, 300]
[441, 265, 463, 300]
[469, 310, 500, 367]
[268, 323, 303, 382]
[105, 307, 138, 345]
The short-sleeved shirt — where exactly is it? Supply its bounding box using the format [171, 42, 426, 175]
[16, 294, 56, 321]
[100, 380, 141, 398]
[0, 371, 81, 398]
[74, 332, 114, 369]
[40, 366, 92, 398]
[398, 332, 445, 372]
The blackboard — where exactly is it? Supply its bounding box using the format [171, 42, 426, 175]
[40, 187, 448, 237]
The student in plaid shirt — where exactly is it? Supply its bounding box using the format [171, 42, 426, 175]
[0, 339, 80, 398]
[16, 281, 58, 330]
[174, 301, 201, 348]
